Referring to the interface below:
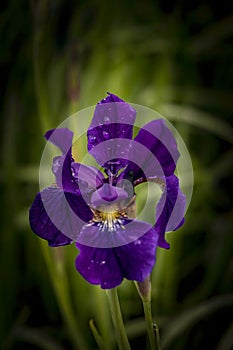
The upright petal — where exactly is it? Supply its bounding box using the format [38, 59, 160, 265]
[155, 175, 186, 249]
[87, 93, 136, 173]
[29, 187, 93, 246]
[91, 183, 128, 208]
[121, 119, 180, 181]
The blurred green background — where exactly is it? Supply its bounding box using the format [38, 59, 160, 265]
[1, 1, 233, 349]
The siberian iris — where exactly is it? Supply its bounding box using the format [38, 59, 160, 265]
[29, 93, 185, 289]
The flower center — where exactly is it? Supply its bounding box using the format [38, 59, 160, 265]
[91, 207, 127, 232]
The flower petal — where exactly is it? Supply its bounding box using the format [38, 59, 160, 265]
[121, 119, 180, 181]
[52, 154, 77, 192]
[75, 221, 158, 288]
[75, 246, 123, 289]
[115, 227, 158, 282]
[76, 218, 155, 248]
[45, 128, 78, 192]
[71, 163, 104, 189]
[29, 188, 72, 246]
[91, 183, 128, 208]
[45, 128, 73, 154]
[29, 187, 93, 246]
[87, 93, 136, 172]
[88, 93, 136, 132]
[155, 175, 186, 249]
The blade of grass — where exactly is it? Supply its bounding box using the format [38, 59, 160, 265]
[40, 241, 89, 350]
[159, 104, 233, 144]
[162, 294, 233, 348]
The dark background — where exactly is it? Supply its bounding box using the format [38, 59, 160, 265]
[1, 1, 233, 349]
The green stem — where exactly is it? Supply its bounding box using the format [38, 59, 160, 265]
[154, 323, 161, 350]
[89, 319, 108, 350]
[106, 288, 131, 350]
[142, 299, 161, 350]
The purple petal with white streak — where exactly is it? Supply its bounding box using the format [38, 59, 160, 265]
[29, 187, 93, 245]
[75, 221, 158, 288]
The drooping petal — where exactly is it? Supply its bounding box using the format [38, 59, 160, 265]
[75, 220, 158, 288]
[76, 218, 155, 249]
[29, 188, 71, 246]
[121, 119, 180, 181]
[155, 175, 186, 249]
[29, 187, 93, 246]
[87, 93, 136, 173]
[115, 227, 158, 282]
[75, 246, 124, 289]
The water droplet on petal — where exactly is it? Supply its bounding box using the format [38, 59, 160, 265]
[104, 116, 110, 122]
[90, 259, 94, 263]
[103, 131, 109, 139]
[100, 260, 106, 266]
[54, 158, 61, 166]
[89, 135, 96, 142]
[134, 240, 141, 245]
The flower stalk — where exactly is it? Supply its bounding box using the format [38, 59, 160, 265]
[106, 288, 131, 350]
[89, 319, 108, 350]
[142, 299, 161, 350]
[136, 277, 161, 350]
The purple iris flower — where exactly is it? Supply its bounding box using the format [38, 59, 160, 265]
[29, 93, 185, 289]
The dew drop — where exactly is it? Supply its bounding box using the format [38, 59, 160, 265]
[89, 135, 96, 142]
[134, 240, 141, 245]
[103, 131, 109, 139]
[100, 260, 106, 266]
[53, 158, 61, 166]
